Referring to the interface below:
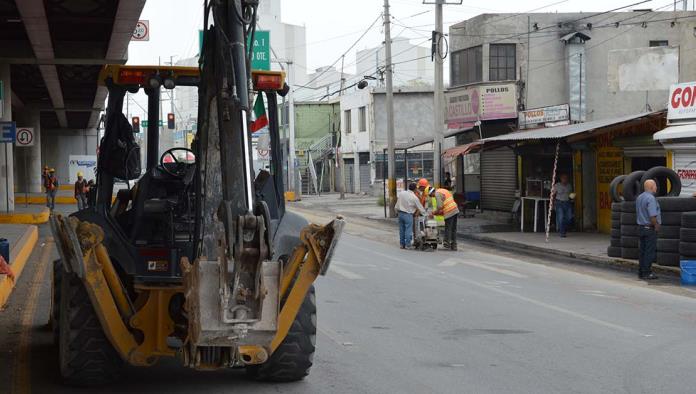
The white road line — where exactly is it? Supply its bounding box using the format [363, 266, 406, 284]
[330, 264, 364, 280]
[346, 240, 647, 336]
[438, 258, 528, 278]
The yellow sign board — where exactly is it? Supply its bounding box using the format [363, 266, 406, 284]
[596, 147, 624, 233]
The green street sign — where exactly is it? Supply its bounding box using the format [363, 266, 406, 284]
[249, 30, 270, 71]
[199, 30, 204, 55]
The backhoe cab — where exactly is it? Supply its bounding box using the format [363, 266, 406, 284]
[49, 0, 343, 386]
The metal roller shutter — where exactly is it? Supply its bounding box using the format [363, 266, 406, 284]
[481, 147, 517, 211]
[673, 149, 696, 197]
[359, 165, 370, 193]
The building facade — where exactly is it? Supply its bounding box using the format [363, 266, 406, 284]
[446, 11, 696, 231]
[340, 87, 435, 194]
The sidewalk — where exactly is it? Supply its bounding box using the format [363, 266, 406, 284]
[290, 193, 680, 277]
[0, 224, 39, 308]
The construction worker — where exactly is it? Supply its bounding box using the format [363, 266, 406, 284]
[431, 187, 460, 250]
[45, 168, 59, 210]
[74, 172, 88, 210]
[417, 178, 431, 206]
[41, 165, 49, 189]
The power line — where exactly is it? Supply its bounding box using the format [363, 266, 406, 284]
[295, 13, 383, 93]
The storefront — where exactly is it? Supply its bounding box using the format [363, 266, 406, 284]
[484, 111, 666, 233]
[444, 82, 519, 212]
[654, 82, 696, 196]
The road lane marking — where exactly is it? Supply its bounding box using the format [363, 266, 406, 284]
[438, 258, 528, 278]
[13, 238, 53, 394]
[330, 264, 364, 280]
[345, 240, 647, 336]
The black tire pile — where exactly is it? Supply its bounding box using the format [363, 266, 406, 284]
[608, 167, 683, 265]
[680, 212, 696, 263]
[607, 202, 622, 257]
[656, 197, 696, 266]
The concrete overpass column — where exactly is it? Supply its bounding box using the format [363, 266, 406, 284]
[0, 64, 15, 212]
[14, 110, 42, 193]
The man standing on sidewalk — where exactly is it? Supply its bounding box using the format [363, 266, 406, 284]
[431, 187, 460, 251]
[552, 173, 573, 238]
[396, 182, 426, 249]
[636, 179, 660, 280]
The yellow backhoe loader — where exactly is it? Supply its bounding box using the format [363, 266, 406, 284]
[49, 0, 343, 386]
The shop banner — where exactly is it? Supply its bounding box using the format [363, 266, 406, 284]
[668, 82, 696, 122]
[596, 147, 624, 233]
[518, 104, 570, 129]
[69, 155, 97, 184]
[446, 83, 517, 130]
[673, 150, 696, 196]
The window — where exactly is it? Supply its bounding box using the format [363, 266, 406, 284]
[344, 110, 351, 133]
[450, 45, 482, 86]
[649, 40, 668, 47]
[489, 44, 516, 81]
[358, 106, 366, 132]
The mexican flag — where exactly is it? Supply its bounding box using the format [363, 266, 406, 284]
[251, 94, 268, 133]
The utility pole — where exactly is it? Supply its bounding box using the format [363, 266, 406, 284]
[338, 55, 347, 200]
[432, 0, 445, 188]
[384, 0, 397, 218]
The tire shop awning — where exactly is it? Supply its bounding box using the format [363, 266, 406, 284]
[442, 141, 482, 158]
[482, 111, 664, 143]
[653, 123, 696, 141]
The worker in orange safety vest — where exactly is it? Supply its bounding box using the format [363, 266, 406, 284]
[430, 187, 460, 250]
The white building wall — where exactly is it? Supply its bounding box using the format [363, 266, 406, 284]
[257, 0, 308, 86]
[356, 37, 434, 87]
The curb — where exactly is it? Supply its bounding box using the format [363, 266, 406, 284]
[457, 232, 681, 278]
[365, 214, 681, 277]
[0, 208, 49, 225]
[0, 225, 39, 308]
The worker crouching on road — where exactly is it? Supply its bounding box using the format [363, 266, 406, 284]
[431, 187, 460, 250]
[396, 182, 426, 249]
[74, 172, 89, 210]
[636, 179, 660, 280]
[44, 168, 58, 210]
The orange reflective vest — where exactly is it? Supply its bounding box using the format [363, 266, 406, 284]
[436, 188, 458, 217]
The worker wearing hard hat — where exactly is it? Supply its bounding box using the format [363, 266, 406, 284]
[417, 178, 431, 206]
[74, 171, 89, 211]
[44, 168, 59, 210]
[430, 186, 460, 251]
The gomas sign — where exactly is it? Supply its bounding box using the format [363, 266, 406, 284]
[668, 82, 696, 122]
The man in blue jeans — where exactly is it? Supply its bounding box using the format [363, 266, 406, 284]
[395, 182, 426, 249]
[636, 179, 660, 280]
[553, 173, 573, 237]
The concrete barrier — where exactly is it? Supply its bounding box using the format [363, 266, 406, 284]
[0, 226, 39, 308]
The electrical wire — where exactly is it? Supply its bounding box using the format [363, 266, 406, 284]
[295, 13, 383, 93]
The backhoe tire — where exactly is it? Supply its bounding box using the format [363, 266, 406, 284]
[59, 271, 123, 386]
[247, 286, 316, 382]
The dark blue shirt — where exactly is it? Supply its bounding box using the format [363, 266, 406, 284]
[636, 192, 661, 226]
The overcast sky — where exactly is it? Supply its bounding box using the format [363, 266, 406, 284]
[128, 0, 684, 74]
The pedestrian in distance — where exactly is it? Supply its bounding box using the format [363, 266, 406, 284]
[552, 173, 573, 238]
[44, 168, 59, 210]
[444, 172, 453, 190]
[86, 179, 96, 208]
[41, 165, 49, 188]
[636, 179, 660, 280]
[431, 187, 460, 251]
[74, 171, 88, 210]
[395, 182, 426, 249]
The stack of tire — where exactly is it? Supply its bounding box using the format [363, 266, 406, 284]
[609, 167, 683, 264]
[680, 212, 696, 263]
[607, 201, 623, 257]
[656, 197, 696, 266]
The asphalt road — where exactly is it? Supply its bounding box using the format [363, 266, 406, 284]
[2, 207, 696, 393]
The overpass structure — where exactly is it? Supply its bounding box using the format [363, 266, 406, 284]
[0, 0, 146, 210]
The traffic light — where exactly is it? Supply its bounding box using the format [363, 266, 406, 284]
[132, 116, 140, 132]
[167, 113, 175, 130]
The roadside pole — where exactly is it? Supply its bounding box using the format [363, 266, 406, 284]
[287, 61, 297, 198]
[433, 0, 444, 188]
[338, 55, 346, 200]
[384, 0, 397, 218]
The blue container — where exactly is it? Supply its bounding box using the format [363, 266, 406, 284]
[0, 238, 9, 264]
[680, 260, 696, 285]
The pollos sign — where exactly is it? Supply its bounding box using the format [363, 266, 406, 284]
[668, 82, 696, 122]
